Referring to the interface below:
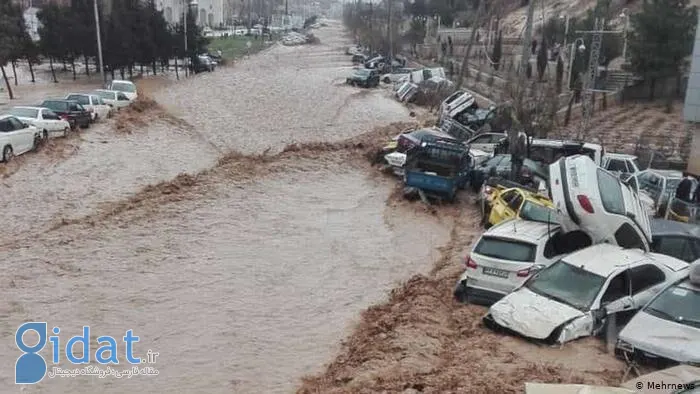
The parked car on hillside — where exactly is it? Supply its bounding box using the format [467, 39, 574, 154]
[483, 244, 689, 344]
[346, 68, 380, 88]
[0, 115, 41, 162]
[65, 93, 111, 122]
[39, 99, 91, 129]
[93, 89, 131, 111]
[454, 219, 591, 305]
[106, 79, 138, 101]
[7, 106, 70, 140]
[549, 155, 652, 251]
[616, 262, 700, 367]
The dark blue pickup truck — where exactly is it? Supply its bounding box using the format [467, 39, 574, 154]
[403, 141, 473, 202]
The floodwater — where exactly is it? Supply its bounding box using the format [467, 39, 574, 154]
[0, 21, 450, 393]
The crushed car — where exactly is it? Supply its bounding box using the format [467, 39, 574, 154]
[454, 219, 591, 305]
[481, 184, 556, 228]
[470, 154, 549, 192]
[615, 261, 700, 367]
[626, 169, 683, 217]
[403, 140, 472, 202]
[650, 219, 700, 263]
[483, 243, 689, 344]
[549, 155, 652, 251]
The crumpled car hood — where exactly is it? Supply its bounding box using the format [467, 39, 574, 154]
[619, 311, 700, 363]
[489, 288, 585, 340]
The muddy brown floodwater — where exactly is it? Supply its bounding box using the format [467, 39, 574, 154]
[0, 21, 454, 393]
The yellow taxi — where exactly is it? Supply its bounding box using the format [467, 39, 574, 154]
[482, 185, 556, 228]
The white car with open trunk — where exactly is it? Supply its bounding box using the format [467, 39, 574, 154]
[549, 155, 652, 251]
[454, 219, 592, 305]
[483, 243, 689, 344]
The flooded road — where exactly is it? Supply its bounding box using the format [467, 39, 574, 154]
[0, 22, 451, 393]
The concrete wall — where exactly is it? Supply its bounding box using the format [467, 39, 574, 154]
[159, 0, 224, 27]
[683, 13, 700, 175]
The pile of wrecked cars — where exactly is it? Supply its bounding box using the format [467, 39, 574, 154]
[376, 80, 700, 377]
[449, 153, 700, 370]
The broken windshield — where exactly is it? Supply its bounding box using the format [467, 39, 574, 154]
[525, 260, 606, 311]
[644, 283, 700, 328]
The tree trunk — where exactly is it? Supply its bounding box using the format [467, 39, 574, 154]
[84, 55, 90, 76]
[49, 57, 58, 83]
[175, 57, 179, 80]
[456, 0, 487, 89]
[110, 68, 115, 80]
[591, 91, 596, 115]
[565, 94, 574, 126]
[62, 59, 67, 71]
[1, 66, 14, 99]
[11, 61, 18, 86]
[140, 63, 144, 76]
[128, 64, 133, 79]
[152, 61, 157, 75]
[649, 78, 656, 100]
[71, 58, 77, 80]
[120, 68, 125, 80]
[602, 91, 607, 111]
[676, 74, 682, 97]
[27, 56, 35, 83]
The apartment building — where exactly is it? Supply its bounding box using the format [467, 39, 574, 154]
[157, 0, 225, 27]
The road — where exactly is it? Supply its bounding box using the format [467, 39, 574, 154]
[0, 21, 451, 393]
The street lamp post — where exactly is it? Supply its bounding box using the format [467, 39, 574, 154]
[568, 38, 585, 91]
[93, 0, 105, 83]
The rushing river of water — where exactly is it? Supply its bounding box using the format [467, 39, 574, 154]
[0, 21, 449, 393]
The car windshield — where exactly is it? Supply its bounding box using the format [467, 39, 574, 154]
[597, 168, 625, 215]
[526, 260, 606, 310]
[354, 69, 370, 76]
[9, 107, 38, 118]
[473, 236, 537, 262]
[520, 201, 558, 223]
[95, 91, 114, 99]
[66, 95, 90, 105]
[111, 82, 136, 93]
[644, 282, 700, 328]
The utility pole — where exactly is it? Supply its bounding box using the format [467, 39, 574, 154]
[93, 0, 105, 83]
[184, 1, 188, 77]
[387, 0, 393, 62]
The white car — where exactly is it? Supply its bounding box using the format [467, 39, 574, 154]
[602, 153, 642, 177]
[8, 106, 70, 140]
[549, 155, 652, 251]
[93, 89, 131, 110]
[65, 93, 111, 122]
[616, 262, 700, 365]
[0, 115, 41, 162]
[484, 243, 689, 344]
[454, 219, 592, 305]
[106, 80, 138, 101]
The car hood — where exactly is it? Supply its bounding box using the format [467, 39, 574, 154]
[489, 288, 585, 340]
[619, 310, 700, 363]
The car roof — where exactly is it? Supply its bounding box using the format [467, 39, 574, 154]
[564, 244, 688, 276]
[66, 93, 88, 96]
[0, 114, 15, 120]
[12, 106, 42, 111]
[111, 79, 134, 84]
[94, 89, 116, 93]
[606, 153, 637, 160]
[484, 219, 560, 244]
[43, 99, 77, 103]
[651, 219, 700, 238]
[530, 139, 602, 149]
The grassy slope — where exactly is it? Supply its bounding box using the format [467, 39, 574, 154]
[207, 36, 273, 61]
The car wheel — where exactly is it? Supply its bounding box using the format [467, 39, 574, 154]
[454, 281, 469, 303]
[42, 130, 49, 141]
[383, 77, 391, 84]
[63, 127, 70, 137]
[2, 145, 13, 163]
[32, 135, 41, 151]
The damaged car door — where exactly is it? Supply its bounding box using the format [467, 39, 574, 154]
[549, 155, 652, 251]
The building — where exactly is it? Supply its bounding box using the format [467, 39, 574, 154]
[682, 13, 700, 175]
[157, 0, 225, 27]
